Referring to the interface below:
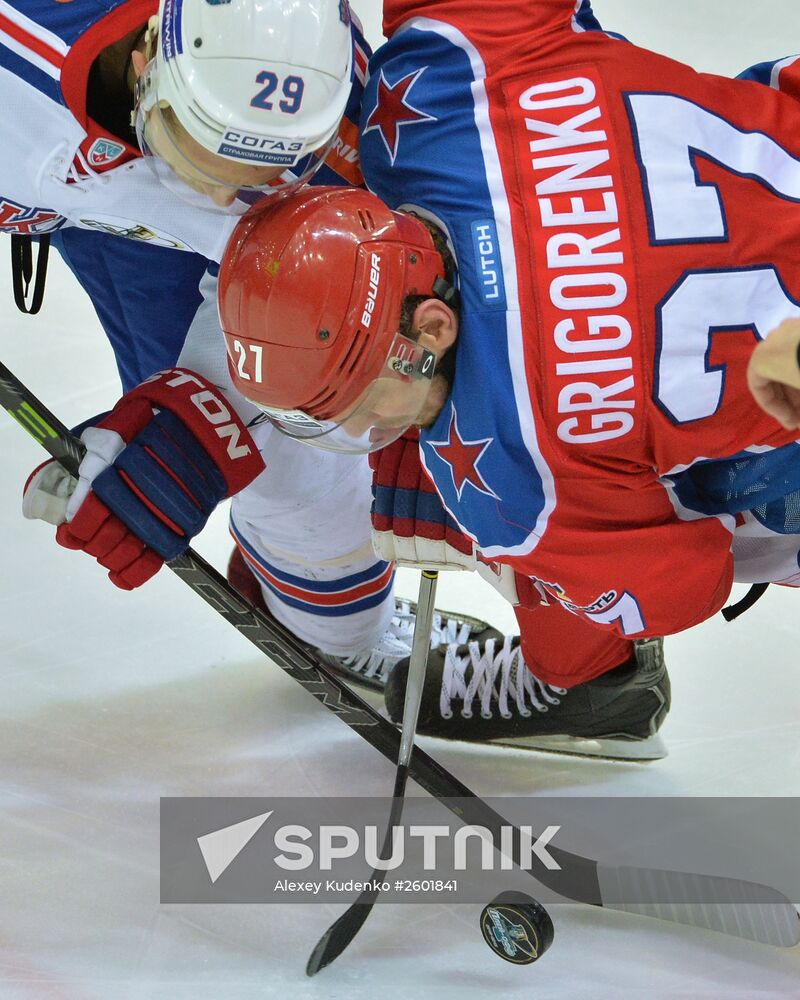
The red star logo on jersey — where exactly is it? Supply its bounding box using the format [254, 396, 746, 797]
[363, 68, 436, 165]
[428, 406, 500, 502]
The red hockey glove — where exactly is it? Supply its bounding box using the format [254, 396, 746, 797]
[369, 430, 476, 569]
[23, 368, 264, 589]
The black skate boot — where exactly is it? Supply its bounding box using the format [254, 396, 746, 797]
[384, 635, 670, 760]
[227, 547, 502, 692]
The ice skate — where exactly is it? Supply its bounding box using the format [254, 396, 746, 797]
[384, 635, 670, 760]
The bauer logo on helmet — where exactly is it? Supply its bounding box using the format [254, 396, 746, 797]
[361, 252, 382, 328]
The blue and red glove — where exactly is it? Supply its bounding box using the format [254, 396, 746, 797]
[369, 432, 522, 601]
[23, 368, 264, 589]
[369, 430, 476, 569]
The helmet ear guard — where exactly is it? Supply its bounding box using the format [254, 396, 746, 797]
[218, 187, 452, 452]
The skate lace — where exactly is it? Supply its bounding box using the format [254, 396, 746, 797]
[336, 600, 475, 683]
[336, 633, 408, 682]
[391, 599, 474, 647]
[440, 636, 566, 721]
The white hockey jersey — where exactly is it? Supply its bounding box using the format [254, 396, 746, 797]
[0, 0, 368, 261]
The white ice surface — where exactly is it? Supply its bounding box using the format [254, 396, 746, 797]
[2, 2, 800, 997]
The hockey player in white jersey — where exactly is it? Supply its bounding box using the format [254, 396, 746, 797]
[11, 0, 496, 690]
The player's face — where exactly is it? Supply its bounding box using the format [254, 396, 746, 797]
[337, 375, 433, 447]
[141, 106, 285, 207]
[337, 351, 452, 449]
[336, 306, 458, 446]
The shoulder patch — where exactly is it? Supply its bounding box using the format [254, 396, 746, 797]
[76, 214, 194, 251]
[87, 137, 126, 168]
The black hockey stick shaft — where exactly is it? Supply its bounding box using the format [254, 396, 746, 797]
[2, 359, 798, 951]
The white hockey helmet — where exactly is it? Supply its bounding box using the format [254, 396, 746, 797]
[134, 0, 354, 202]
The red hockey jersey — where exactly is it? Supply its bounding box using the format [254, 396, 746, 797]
[364, 0, 800, 638]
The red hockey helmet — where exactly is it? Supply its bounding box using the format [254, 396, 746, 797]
[218, 185, 449, 452]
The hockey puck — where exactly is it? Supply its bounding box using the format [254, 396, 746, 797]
[479, 893, 554, 964]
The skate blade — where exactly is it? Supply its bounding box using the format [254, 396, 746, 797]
[486, 731, 668, 762]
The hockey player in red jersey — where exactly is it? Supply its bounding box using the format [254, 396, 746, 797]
[215, 1, 800, 754]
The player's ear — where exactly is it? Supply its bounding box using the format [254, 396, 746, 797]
[413, 299, 458, 356]
[131, 49, 148, 79]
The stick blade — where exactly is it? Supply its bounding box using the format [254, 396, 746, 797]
[598, 864, 800, 947]
[306, 900, 376, 976]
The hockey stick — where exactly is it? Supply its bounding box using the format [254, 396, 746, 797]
[1, 358, 798, 953]
[305, 570, 475, 975]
